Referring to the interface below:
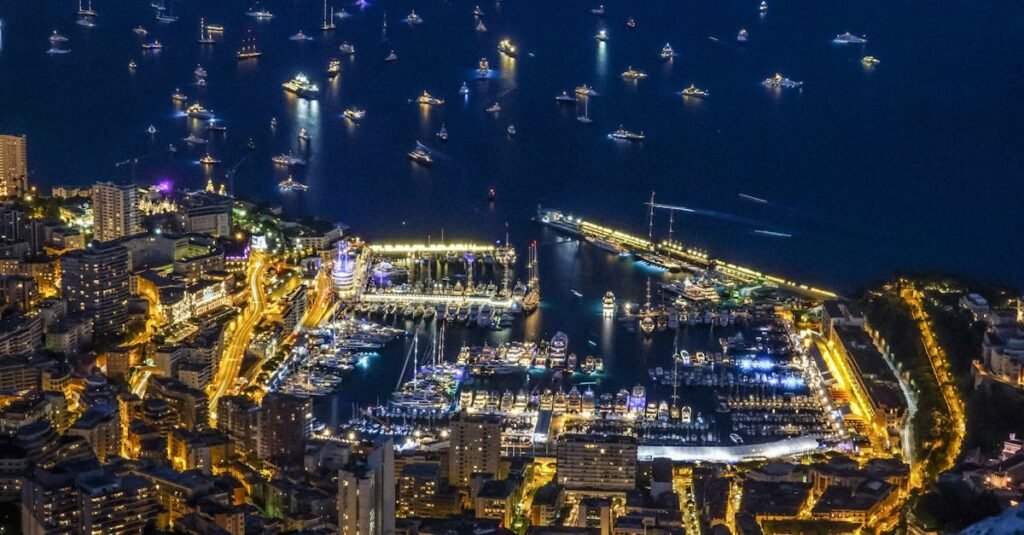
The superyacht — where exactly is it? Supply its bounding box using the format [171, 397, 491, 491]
[498, 39, 517, 57]
[271, 152, 307, 166]
[761, 73, 803, 89]
[682, 84, 709, 98]
[575, 85, 599, 97]
[343, 107, 366, 121]
[660, 43, 675, 59]
[408, 142, 433, 166]
[186, 103, 214, 119]
[833, 32, 867, 45]
[621, 67, 647, 80]
[279, 176, 309, 192]
[282, 73, 320, 99]
[416, 91, 444, 106]
[608, 126, 645, 141]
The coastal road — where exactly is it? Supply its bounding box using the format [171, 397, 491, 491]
[208, 251, 270, 424]
[301, 267, 336, 329]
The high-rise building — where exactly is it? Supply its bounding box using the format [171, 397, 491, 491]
[448, 415, 502, 488]
[337, 439, 395, 535]
[556, 434, 638, 492]
[217, 395, 260, 457]
[60, 241, 131, 335]
[0, 135, 27, 198]
[91, 182, 140, 242]
[22, 468, 158, 535]
[258, 392, 311, 463]
[147, 376, 209, 431]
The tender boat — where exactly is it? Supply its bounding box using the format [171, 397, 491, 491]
[199, 153, 220, 165]
[575, 85, 599, 97]
[194, 64, 207, 78]
[171, 88, 187, 102]
[459, 82, 470, 96]
[626, 17, 637, 29]
[486, 102, 502, 113]
[339, 42, 355, 55]
[327, 59, 341, 77]
[147, 125, 157, 135]
[289, 30, 312, 41]
[591, 4, 605, 15]
[595, 30, 609, 42]
[861, 55, 880, 66]
[436, 124, 449, 141]
[128, 60, 137, 70]
[406, 10, 423, 24]
[384, 50, 398, 62]
[507, 125, 516, 136]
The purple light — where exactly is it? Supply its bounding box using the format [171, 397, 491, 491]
[155, 179, 174, 193]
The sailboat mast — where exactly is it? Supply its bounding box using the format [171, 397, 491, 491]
[668, 210, 674, 244]
[647, 191, 656, 244]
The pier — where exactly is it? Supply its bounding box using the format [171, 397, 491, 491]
[539, 208, 837, 299]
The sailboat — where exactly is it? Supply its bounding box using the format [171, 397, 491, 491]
[77, 0, 97, 17]
[197, 18, 215, 44]
[321, 0, 336, 31]
[577, 97, 593, 124]
[236, 30, 262, 59]
[155, 2, 178, 22]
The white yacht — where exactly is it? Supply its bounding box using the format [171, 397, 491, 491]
[762, 72, 803, 89]
[406, 10, 423, 24]
[660, 43, 675, 59]
[833, 32, 868, 45]
[737, 29, 749, 42]
[459, 82, 470, 96]
[385, 50, 398, 62]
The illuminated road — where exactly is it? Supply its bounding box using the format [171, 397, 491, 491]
[301, 267, 335, 329]
[208, 252, 269, 423]
[901, 284, 966, 485]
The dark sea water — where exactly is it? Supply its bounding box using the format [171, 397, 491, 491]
[2, 0, 1023, 293]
